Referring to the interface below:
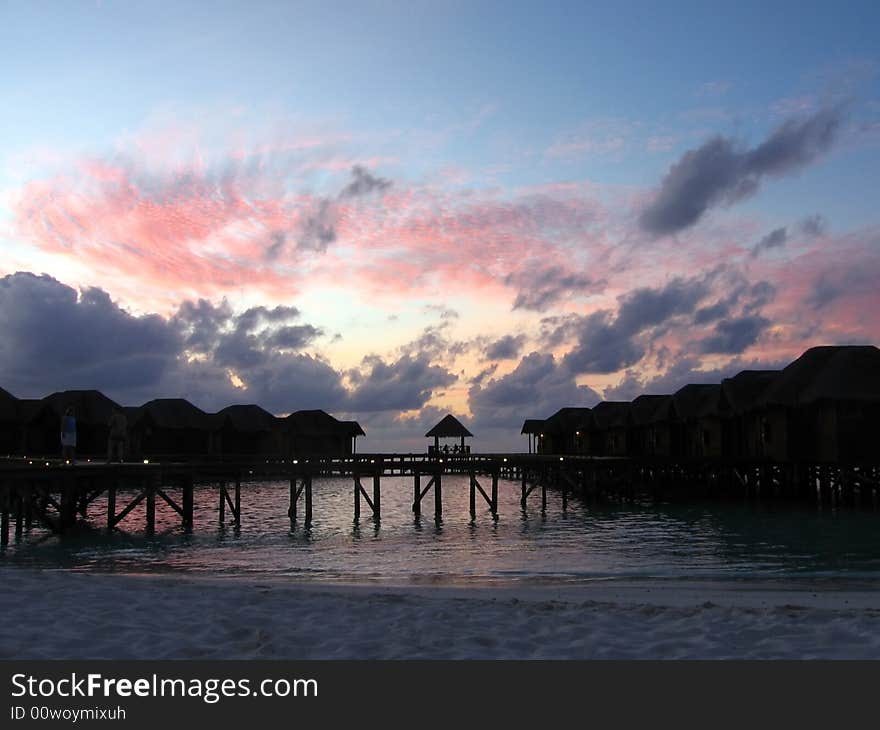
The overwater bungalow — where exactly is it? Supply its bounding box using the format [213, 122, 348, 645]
[668, 384, 722, 458]
[0, 387, 20, 455]
[538, 407, 592, 455]
[129, 398, 218, 458]
[754, 345, 880, 462]
[284, 409, 357, 457]
[425, 414, 473, 455]
[714, 370, 781, 458]
[213, 404, 281, 457]
[628, 394, 671, 456]
[340, 420, 366, 454]
[590, 402, 630, 456]
[520, 419, 545, 454]
[22, 389, 122, 458]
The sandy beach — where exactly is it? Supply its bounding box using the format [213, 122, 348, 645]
[2, 568, 880, 659]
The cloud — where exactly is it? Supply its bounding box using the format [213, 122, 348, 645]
[639, 106, 844, 235]
[799, 214, 827, 237]
[346, 354, 456, 412]
[506, 265, 605, 311]
[296, 199, 338, 252]
[697, 315, 770, 354]
[0, 272, 180, 397]
[468, 352, 600, 429]
[751, 227, 788, 257]
[339, 165, 392, 199]
[485, 335, 526, 361]
[562, 275, 711, 374]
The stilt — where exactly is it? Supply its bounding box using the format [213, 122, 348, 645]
[469, 471, 476, 519]
[234, 478, 241, 525]
[14, 491, 23, 538]
[146, 482, 156, 533]
[491, 471, 498, 516]
[107, 484, 116, 532]
[182, 477, 193, 527]
[541, 481, 547, 512]
[354, 475, 361, 521]
[434, 468, 442, 520]
[304, 474, 313, 526]
[1, 491, 9, 546]
[288, 478, 297, 521]
[412, 471, 420, 517]
[521, 471, 528, 509]
[372, 460, 381, 522]
[219, 481, 226, 523]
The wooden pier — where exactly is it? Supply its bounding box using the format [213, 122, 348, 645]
[1, 453, 879, 543]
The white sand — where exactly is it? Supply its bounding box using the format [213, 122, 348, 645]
[3, 568, 880, 659]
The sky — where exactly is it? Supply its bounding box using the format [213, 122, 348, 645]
[1, 0, 879, 450]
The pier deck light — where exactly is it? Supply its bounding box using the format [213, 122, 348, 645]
[559, 457, 564, 461]
[293, 459, 298, 464]
[143, 459, 150, 464]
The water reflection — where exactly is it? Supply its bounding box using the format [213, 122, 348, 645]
[2, 476, 880, 584]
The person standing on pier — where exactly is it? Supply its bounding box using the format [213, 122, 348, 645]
[107, 408, 127, 463]
[61, 406, 77, 463]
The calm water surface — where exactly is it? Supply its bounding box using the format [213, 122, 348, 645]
[3, 476, 880, 586]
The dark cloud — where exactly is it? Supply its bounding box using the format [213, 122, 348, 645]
[265, 325, 322, 351]
[0, 272, 180, 397]
[346, 354, 456, 412]
[485, 335, 525, 361]
[297, 199, 338, 252]
[751, 227, 788, 257]
[698, 315, 770, 354]
[562, 276, 711, 374]
[799, 214, 827, 237]
[506, 266, 605, 312]
[640, 107, 844, 235]
[468, 352, 600, 430]
[339, 165, 392, 199]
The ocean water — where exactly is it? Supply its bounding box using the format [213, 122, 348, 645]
[3, 476, 880, 585]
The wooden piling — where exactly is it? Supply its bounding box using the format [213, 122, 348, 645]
[469, 471, 476, 519]
[412, 471, 420, 517]
[219, 481, 226, 523]
[372, 459, 381, 521]
[107, 484, 116, 532]
[491, 472, 498, 516]
[14, 491, 23, 538]
[234, 478, 241, 525]
[434, 468, 442, 520]
[1, 491, 9, 546]
[288, 478, 297, 521]
[182, 476, 193, 527]
[146, 482, 156, 533]
[304, 474, 313, 526]
[354, 475, 361, 521]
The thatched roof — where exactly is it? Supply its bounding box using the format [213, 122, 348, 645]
[591, 401, 630, 429]
[286, 409, 346, 436]
[719, 370, 781, 413]
[137, 398, 215, 430]
[758, 345, 880, 406]
[0, 386, 18, 421]
[670, 384, 720, 420]
[217, 404, 278, 433]
[425, 414, 473, 438]
[629, 394, 670, 425]
[542, 407, 592, 434]
[340, 420, 366, 438]
[41, 389, 121, 425]
[521, 418, 545, 435]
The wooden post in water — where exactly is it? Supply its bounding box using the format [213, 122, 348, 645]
[541, 479, 547, 512]
[14, 490, 23, 538]
[107, 484, 116, 532]
[373, 459, 381, 522]
[182, 476, 193, 527]
[1, 489, 9, 546]
[146, 479, 156, 533]
[354, 475, 361, 521]
[434, 467, 442, 520]
[412, 471, 421, 517]
[491, 471, 498, 516]
[304, 474, 313, 526]
[288, 477, 297, 521]
[521, 470, 528, 509]
[234, 478, 241, 525]
[219, 481, 226, 523]
[469, 471, 476, 519]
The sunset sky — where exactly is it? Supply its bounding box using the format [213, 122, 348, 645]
[1, 1, 879, 450]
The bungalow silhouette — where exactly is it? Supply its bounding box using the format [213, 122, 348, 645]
[283, 409, 360, 457]
[213, 404, 281, 457]
[21, 389, 121, 457]
[712, 370, 781, 458]
[520, 418, 545, 454]
[128, 398, 218, 458]
[537, 407, 592, 455]
[753, 345, 880, 462]
[628, 394, 671, 456]
[0, 387, 20, 455]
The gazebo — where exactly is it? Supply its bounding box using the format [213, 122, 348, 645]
[425, 414, 473, 455]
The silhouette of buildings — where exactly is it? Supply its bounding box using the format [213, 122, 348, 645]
[426, 414, 473, 455]
[522, 345, 880, 463]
